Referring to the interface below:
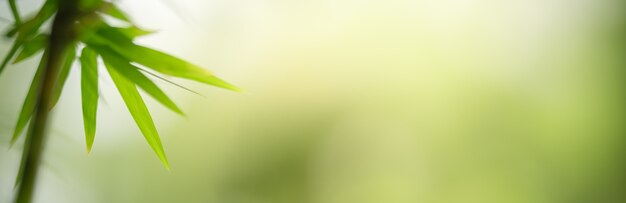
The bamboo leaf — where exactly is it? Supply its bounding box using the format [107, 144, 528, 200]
[0, 41, 20, 75]
[128, 44, 240, 91]
[80, 47, 99, 153]
[49, 44, 76, 109]
[7, 0, 57, 40]
[105, 61, 170, 169]
[13, 34, 49, 64]
[94, 45, 184, 115]
[117, 26, 154, 39]
[85, 26, 240, 91]
[98, 2, 130, 23]
[94, 24, 134, 43]
[10, 51, 48, 145]
[88, 23, 153, 42]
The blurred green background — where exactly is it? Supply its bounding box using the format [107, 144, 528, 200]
[2, 0, 626, 202]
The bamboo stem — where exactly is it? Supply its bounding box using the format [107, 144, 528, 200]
[14, 1, 77, 202]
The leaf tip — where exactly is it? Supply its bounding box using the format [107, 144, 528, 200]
[9, 131, 22, 147]
[86, 144, 93, 155]
[207, 76, 241, 92]
[232, 86, 244, 93]
[215, 80, 242, 92]
[8, 140, 17, 149]
[161, 158, 171, 171]
[175, 109, 185, 116]
[11, 57, 22, 64]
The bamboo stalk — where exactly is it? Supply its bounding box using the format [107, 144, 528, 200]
[14, 1, 78, 202]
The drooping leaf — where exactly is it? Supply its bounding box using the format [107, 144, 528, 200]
[13, 34, 49, 64]
[94, 45, 184, 115]
[49, 44, 76, 109]
[80, 47, 99, 153]
[0, 41, 20, 75]
[11, 51, 48, 145]
[105, 61, 170, 169]
[98, 2, 130, 23]
[84, 27, 239, 91]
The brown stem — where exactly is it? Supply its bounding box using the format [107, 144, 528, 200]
[14, 1, 78, 202]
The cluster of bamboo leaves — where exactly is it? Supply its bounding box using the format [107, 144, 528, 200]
[1, 0, 238, 169]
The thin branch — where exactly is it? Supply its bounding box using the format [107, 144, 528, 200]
[137, 66, 205, 98]
[8, 0, 21, 24]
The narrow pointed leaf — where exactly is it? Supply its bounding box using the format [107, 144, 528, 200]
[84, 26, 240, 91]
[129, 45, 240, 91]
[13, 34, 49, 64]
[7, 0, 57, 40]
[94, 45, 184, 115]
[98, 2, 130, 23]
[105, 62, 170, 169]
[0, 41, 20, 75]
[80, 47, 99, 153]
[117, 26, 154, 39]
[11, 51, 48, 144]
[49, 44, 76, 109]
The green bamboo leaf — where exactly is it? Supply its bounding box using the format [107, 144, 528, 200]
[85, 26, 240, 91]
[10, 51, 48, 145]
[94, 45, 184, 115]
[128, 45, 240, 91]
[98, 2, 130, 23]
[13, 34, 49, 64]
[105, 61, 170, 169]
[87, 23, 153, 42]
[117, 26, 154, 39]
[0, 41, 20, 75]
[49, 44, 76, 109]
[80, 47, 99, 153]
[93, 24, 134, 43]
[7, 0, 57, 40]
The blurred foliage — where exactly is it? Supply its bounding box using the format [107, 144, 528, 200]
[1, 0, 626, 203]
